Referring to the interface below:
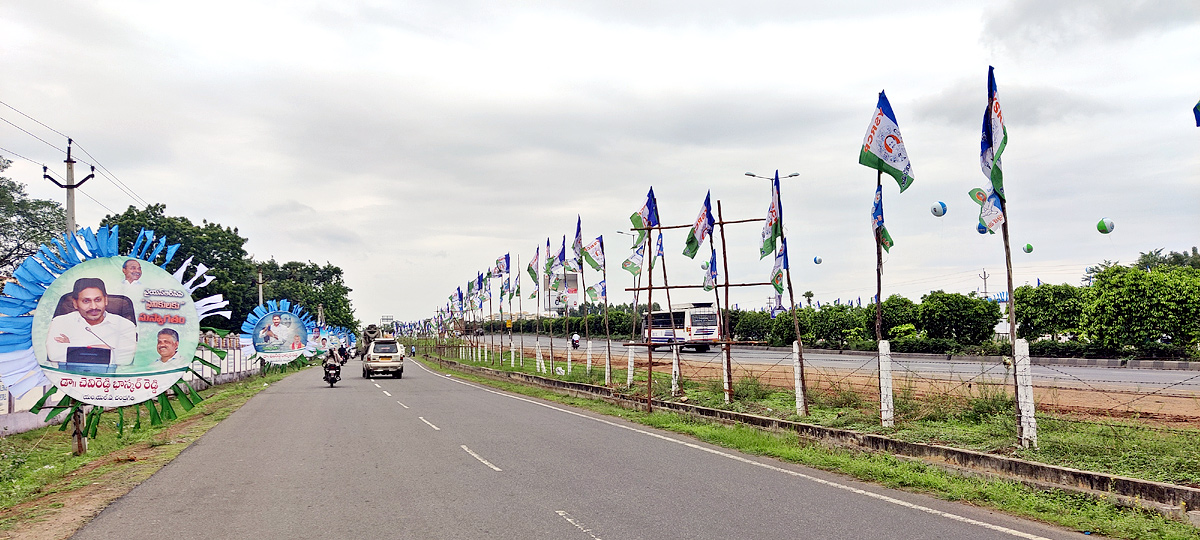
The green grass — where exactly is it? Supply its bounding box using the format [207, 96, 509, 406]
[421, 342, 1200, 486]
[418, 354, 1200, 540]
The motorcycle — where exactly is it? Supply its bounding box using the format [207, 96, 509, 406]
[571, 337, 580, 350]
[323, 362, 341, 387]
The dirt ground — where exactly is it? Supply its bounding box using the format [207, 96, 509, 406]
[670, 358, 1200, 426]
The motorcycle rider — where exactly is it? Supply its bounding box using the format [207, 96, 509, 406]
[571, 332, 580, 349]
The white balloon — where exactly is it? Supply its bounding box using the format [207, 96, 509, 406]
[931, 201, 947, 217]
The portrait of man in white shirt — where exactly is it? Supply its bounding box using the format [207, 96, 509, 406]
[45, 277, 138, 366]
[259, 314, 294, 346]
[156, 328, 180, 364]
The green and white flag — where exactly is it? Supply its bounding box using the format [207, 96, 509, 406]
[629, 187, 660, 247]
[585, 284, 599, 303]
[682, 191, 715, 259]
[621, 241, 645, 276]
[858, 90, 914, 192]
[760, 172, 783, 259]
[770, 239, 787, 294]
[583, 236, 605, 271]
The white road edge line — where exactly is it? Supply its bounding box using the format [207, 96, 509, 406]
[383, 390, 392, 397]
[374, 383, 381, 388]
[397, 401, 409, 408]
[556, 510, 602, 540]
[461, 445, 502, 472]
[418, 416, 441, 430]
[414, 360, 1051, 540]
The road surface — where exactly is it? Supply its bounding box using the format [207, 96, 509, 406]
[74, 357, 1084, 539]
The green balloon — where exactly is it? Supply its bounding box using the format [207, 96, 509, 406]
[1023, 244, 1033, 253]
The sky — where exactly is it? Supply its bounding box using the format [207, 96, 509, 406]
[2, 1, 1198, 324]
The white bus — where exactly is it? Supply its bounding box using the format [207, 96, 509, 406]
[644, 302, 721, 352]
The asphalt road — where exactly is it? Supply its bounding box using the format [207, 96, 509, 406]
[74, 358, 1084, 540]
[484, 334, 1200, 394]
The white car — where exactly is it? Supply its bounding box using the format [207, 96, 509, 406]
[363, 338, 404, 378]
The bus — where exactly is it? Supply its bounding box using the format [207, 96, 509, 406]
[644, 302, 721, 352]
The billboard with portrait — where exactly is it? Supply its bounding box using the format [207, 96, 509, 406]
[29, 257, 199, 405]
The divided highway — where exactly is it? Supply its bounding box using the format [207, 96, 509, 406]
[74, 358, 1081, 539]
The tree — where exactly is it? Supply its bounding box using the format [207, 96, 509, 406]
[100, 204, 257, 331]
[734, 310, 770, 342]
[1083, 265, 1200, 350]
[1137, 247, 1200, 270]
[917, 290, 1001, 345]
[877, 294, 917, 340]
[260, 259, 358, 330]
[0, 156, 66, 274]
[802, 290, 814, 308]
[1013, 283, 1085, 340]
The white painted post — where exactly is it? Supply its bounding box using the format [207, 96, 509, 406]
[1015, 339, 1038, 448]
[671, 345, 680, 396]
[536, 341, 544, 373]
[793, 341, 804, 414]
[626, 346, 635, 386]
[586, 341, 593, 375]
[879, 340, 894, 428]
[725, 345, 734, 404]
[567, 343, 572, 375]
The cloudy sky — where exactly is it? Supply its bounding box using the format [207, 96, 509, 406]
[2, 1, 1198, 323]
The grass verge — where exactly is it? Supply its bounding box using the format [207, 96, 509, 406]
[432, 343, 1200, 487]
[420, 356, 1200, 540]
[0, 368, 297, 540]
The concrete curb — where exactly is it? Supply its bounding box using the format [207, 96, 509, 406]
[426, 356, 1200, 523]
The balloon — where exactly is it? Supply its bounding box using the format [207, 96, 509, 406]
[977, 223, 988, 234]
[813, 256, 822, 265]
[1023, 244, 1033, 253]
[931, 201, 947, 217]
[1097, 218, 1115, 234]
[700, 261, 709, 270]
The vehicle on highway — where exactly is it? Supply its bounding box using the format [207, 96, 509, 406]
[323, 360, 341, 387]
[363, 338, 404, 378]
[645, 302, 720, 352]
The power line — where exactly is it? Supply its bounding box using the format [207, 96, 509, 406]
[2, 145, 118, 215]
[0, 115, 65, 154]
[0, 101, 150, 208]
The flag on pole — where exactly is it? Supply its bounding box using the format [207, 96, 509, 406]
[513, 268, 520, 297]
[703, 249, 718, 292]
[651, 231, 664, 270]
[551, 236, 565, 272]
[495, 254, 509, 276]
[621, 242, 645, 275]
[572, 216, 584, 270]
[770, 238, 788, 294]
[859, 91, 914, 192]
[981, 66, 1008, 200]
[872, 184, 894, 252]
[759, 171, 783, 259]
[585, 284, 599, 303]
[1193, 98, 1199, 127]
[682, 191, 715, 259]
[969, 186, 1005, 233]
[528, 246, 539, 282]
[583, 236, 605, 271]
[630, 187, 660, 247]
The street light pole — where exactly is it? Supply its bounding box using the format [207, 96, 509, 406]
[745, 170, 808, 416]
